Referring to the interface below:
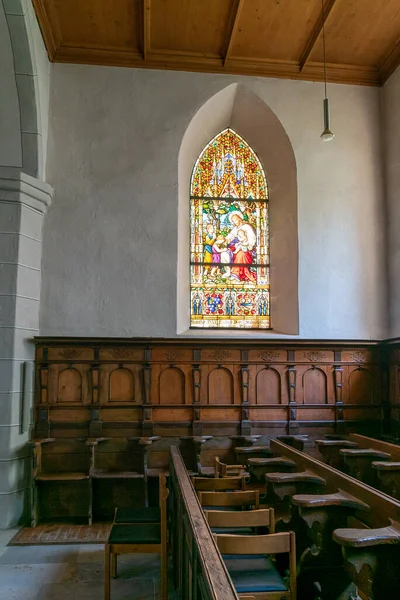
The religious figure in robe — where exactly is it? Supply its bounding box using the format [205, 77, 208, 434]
[225, 211, 257, 283]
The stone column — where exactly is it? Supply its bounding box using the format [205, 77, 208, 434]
[0, 168, 52, 529]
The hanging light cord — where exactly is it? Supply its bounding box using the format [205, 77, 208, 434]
[321, 0, 328, 99]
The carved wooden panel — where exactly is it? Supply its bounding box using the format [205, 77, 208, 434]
[34, 338, 388, 438]
[58, 368, 82, 403]
[159, 367, 185, 405]
[302, 367, 328, 404]
[109, 368, 135, 402]
[208, 367, 234, 405]
[256, 367, 281, 404]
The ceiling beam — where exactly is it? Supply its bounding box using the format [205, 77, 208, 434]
[299, 0, 337, 71]
[223, 0, 245, 66]
[143, 0, 151, 60]
[378, 39, 400, 84]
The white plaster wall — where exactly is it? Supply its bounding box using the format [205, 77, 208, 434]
[41, 64, 386, 339]
[383, 67, 400, 338]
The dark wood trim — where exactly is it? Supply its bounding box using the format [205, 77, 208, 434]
[223, 0, 244, 66]
[299, 0, 338, 71]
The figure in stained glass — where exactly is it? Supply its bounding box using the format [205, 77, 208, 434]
[190, 128, 270, 329]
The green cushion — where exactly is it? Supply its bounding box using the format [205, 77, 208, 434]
[115, 507, 160, 524]
[211, 527, 254, 535]
[223, 555, 288, 593]
[108, 523, 161, 544]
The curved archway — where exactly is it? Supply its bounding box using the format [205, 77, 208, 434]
[178, 83, 298, 335]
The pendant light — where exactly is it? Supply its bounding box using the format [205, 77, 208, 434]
[320, 0, 334, 141]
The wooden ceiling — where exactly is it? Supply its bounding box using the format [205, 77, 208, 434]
[33, 0, 400, 86]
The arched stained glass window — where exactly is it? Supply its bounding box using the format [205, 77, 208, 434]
[190, 128, 270, 329]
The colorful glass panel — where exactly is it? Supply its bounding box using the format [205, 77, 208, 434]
[190, 128, 270, 329]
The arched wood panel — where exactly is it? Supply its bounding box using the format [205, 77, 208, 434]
[208, 368, 234, 405]
[159, 367, 185, 404]
[58, 368, 82, 403]
[256, 368, 281, 404]
[349, 368, 374, 404]
[303, 368, 328, 404]
[109, 368, 134, 402]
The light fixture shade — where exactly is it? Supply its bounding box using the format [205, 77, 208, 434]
[321, 98, 334, 141]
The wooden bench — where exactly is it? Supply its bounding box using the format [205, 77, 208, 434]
[247, 457, 297, 482]
[235, 446, 275, 466]
[333, 520, 400, 599]
[371, 461, 400, 499]
[275, 435, 308, 451]
[179, 435, 213, 475]
[268, 439, 400, 599]
[339, 448, 391, 486]
[31, 438, 91, 526]
[314, 439, 359, 468]
[169, 445, 240, 600]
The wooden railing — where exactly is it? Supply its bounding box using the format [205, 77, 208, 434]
[169, 445, 239, 600]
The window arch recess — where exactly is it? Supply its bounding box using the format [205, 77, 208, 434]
[190, 128, 270, 330]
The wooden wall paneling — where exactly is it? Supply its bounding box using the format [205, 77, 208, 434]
[287, 356, 298, 434]
[240, 357, 251, 435]
[142, 353, 153, 436]
[192, 363, 202, 436]
[34, 338, 389, 440]
[256, 365, 282, 405]
[109, 366, 135, 402]
[207, 365, 234, 405]
[57, 366, 82, 403]
[334, 350, 344, 431]
[159, 365, 186, 405]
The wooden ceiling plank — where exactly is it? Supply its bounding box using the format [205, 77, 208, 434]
[378, 38, 400, 84]
[299, 0, 337, 71]
[32, 0, 63, 60]
[143, 0, 151, 60]
[223, 0, 245, 66]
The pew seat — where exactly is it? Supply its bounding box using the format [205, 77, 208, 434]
[113, 506, 160, 524]
[223, 555, 287, 594]
[214, 532, 296, 599]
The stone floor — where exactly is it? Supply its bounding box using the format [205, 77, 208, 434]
[0, 529, 175, 600]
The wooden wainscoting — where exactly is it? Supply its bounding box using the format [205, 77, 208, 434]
[34, 338, 387, 440]
[387, 339, 400, 436]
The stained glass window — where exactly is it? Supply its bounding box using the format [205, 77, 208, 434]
[190, 128, 270, 329]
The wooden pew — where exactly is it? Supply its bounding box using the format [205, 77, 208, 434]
[314, 439, 359, 469]
[333, 521, 400, 599]
[179, 436, 213, 475]
[269, 439, 400, 600]
[235, 446, 275, 466]
[31, 438, 91, 526]
[371, 461, 400, 499]
[169, 445, 240, 600]
[247, 457, 297, 482]
[339, 448, 391, 486]
[349, 434, 400, 497]
[264, 471, 327, 535]
[276, 435, 308, 451]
